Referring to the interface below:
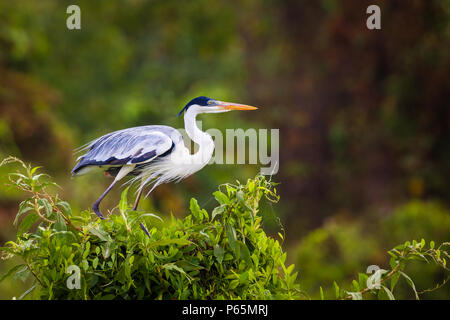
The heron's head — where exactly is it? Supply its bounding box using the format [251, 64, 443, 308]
[177, 96, 258, 116]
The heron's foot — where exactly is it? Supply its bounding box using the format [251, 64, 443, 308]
[92, 202, 106, 220]
[139, 222, 151, 237]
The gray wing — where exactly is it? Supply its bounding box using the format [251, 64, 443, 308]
[71, 125, 180, 175]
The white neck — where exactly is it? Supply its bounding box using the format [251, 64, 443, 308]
[183, 106, 215, 167]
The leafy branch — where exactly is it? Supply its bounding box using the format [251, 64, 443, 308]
[330, 239, 449, 300]
[1, 156, 80, 232]
[0, 157, 299, 300]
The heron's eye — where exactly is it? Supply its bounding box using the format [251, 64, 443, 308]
[207, 100, 214, 105]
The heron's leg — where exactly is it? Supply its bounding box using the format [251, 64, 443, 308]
[92, 164, 135, 220]
[92, 180, 117, 219]
[133, 177, 158, 210]
[135, 179, 162, 237]
[132, 184, 144, 211]
[139, 223, 151, 237]
[132, 184, 151, 236]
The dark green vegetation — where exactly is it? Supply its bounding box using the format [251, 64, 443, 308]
[0, 158, 300, 299]
[0, 158, 448, 300]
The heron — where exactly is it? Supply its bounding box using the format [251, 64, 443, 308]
[71, 96, 257, 234]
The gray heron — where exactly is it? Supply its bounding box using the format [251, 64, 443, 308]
[72, 96, 257, 234]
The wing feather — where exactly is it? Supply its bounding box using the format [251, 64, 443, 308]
[71, 126, 177, 175]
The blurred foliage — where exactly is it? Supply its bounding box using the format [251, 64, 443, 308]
[294, 200, 450, 299]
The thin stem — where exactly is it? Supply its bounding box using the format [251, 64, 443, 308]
[24, 259, 45, 288]
[343, 263, 400, 300]
[33, 198, 55, 224]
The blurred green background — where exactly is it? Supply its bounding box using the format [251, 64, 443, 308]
[0, 0, 449, 299]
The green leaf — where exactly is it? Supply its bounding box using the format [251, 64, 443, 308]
[56, 201, 72, 216]
[37, 198, 52, 217]
[119, 187, 129, 213]
[0, 264, 26, 284]
[213, 191, 229, 205]
[189, 198, 203, 222]
[381, 285, 395, 300]
[399, 271, 419, 300]
[89, 228, 111, 242]
[202, 209, 209, 221]
[333, 281, 340, 299]
[214, 244, 224, 264]
[14, 201, 32, 227]
[390, 272, 400, 291]
[82, 259, 89, 271]
[239, 242, 251, 264]
[30, 166, 42, 175]
[32, 173, 50, 182]
[83, 242, 91, 259]
[17, 213, 39, 235]
[389, 257, 397, 269]
[358, 273, 368, 290]
[352, 279, 360, 291]
[236, 190, 245, 202]
[225, 222, 240, 258]
[319, 286, 324, 300]
[138, 213, 163, 222]
[163, 263, 192, 283]
[55, 213, 67, 232]
[229, 279, 239, 289]
[211, 205, 224, 221]
[248, 180, 255, 193]
[92, 257, 99, 269]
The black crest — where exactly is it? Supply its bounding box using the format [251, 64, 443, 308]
[177, 96, 212, 116]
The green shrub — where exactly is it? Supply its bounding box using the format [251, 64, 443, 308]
[380, 201, 450, 246]
[331, 239, 449, 300]
[293, 220, 378, 298]
[294, 202, 450, 299]
[0, 157, 300, 300]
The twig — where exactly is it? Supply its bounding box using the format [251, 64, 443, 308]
[24, 259, 45, 288]
[343, 263, 400, 300]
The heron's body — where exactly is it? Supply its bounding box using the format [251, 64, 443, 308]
[72, 125, 178, 176]
[72, 107, 215, 189]
[71, 96, 256, 233]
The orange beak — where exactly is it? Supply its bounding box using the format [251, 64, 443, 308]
[216, 101, 258, 111]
